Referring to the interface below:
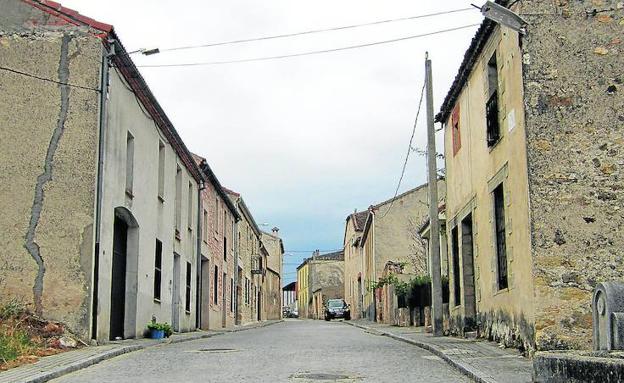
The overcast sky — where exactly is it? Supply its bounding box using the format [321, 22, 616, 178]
[61, 0, 484, 285]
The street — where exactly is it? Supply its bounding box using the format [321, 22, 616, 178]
[52, 320, 469, 383]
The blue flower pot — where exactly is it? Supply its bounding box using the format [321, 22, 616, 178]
[150, 329, 165, 339]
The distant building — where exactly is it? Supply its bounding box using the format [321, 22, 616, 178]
[262, 229, 285, 320]
[282, 282, 297, 309]
[343, 211, 368, 319]
[308, 250, 345, 320]
[296, 260, 310, 319]
[359, 183, 445, 321]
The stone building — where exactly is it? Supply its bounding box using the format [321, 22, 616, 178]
[225, 188, 264, 324]
[194, 155, 240, 330]
[0, 0, 202, 341]
[360, 182, 445, 321]
[307, 250, 345, 320]
[343, 211, 368, 319]
[436, 0, 624, 352]
[262, 229, 284, 320]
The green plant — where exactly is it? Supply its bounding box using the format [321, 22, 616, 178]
[0, 324, 34, 364]
[0, 299, 26, 320]
[147, 322, 172, 337]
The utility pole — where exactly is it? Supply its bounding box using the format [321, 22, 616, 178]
[425, 52, 443, 336]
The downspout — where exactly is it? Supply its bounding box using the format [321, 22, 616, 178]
[195, 181, 204, 329]
[91, 41, 114, 340]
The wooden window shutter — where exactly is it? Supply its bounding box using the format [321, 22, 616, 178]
[452, 105, 461, 155]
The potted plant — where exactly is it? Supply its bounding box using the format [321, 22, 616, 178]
[147, 320, 172, 339]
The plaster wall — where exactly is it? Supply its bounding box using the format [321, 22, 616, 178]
[95, 68, 199, 340]
[0, 30, 101, 339]
[443, 25, 534, 350]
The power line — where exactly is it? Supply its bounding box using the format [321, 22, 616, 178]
[157, 8, 475, 53]
[137, 23, 480, 68]
[378, 77, 427, 220]
[0, 66, 101, 92]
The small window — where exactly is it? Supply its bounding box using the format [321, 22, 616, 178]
[175, 166, 182, 237]
[187, 182, 193, 230]
[154, 239, 162, 301]
[451, 226, 461, 306]
[215, 198, 219, 234]
[203, 209, 208, 242]
[157, 141, 165, 200]
[486, 53, 501, 146]
[452, 105, 461, 155]
[223, 237, 227, 261]
[125, 132, 134, 196]
[493, 183, 508, 290]
[185, 262, 192, 312]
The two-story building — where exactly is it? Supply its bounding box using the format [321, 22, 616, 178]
[436, 0, 624, 352]
[1, 0, 202, 341]
[343, 211, 368, 319]
[262, 229, 284, 320]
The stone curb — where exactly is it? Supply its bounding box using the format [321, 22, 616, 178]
[343, 321, 497, 383]
[9, 319, 283, 383]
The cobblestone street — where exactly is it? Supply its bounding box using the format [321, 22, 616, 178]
[51, 320, 469, 383]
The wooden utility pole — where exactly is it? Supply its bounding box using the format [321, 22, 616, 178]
[425, 52, 443, 336]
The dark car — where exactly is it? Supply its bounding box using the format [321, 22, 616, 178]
[324, 299, 350, 321]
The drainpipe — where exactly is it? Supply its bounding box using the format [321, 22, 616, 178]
[195, 181, 204, 330]
[91, 41, 115, 340]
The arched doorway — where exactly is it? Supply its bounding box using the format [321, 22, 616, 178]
[109, 207, 139, 340]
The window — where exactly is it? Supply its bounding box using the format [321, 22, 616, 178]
[452, 105, 461, 155]
[187, 182, 193, 230]
[486, 53, 501, 146]
[493, 183, 508, 290]
[224, 237, 227, 261]
[185, 262, 192, 312]
[215, 198, 219, 234]
[203, 209, 208, 242]
[125, 132, 134, 196]
[158, 141, 165, 200]
[223, 272, 227, 310]
[451, 226, 461, 306]
[175, 166, 182, 237]
[154, 239, 162, 301]
[213, 265, 219, 305]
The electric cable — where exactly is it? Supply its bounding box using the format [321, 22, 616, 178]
[157, 8, 476, 53]
[378, 77, 427, 220]
[0, 66, 101, 92]
[137, 24, 480, 68]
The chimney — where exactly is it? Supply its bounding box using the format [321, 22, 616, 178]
[272, 227, 279, 236]
[354, 208, 357, 214]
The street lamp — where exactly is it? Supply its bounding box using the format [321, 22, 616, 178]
[475, 1, 528, 34]
[127, 47, 160, 56]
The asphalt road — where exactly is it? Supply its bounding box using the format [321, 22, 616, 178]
[52, 319, 470, 383]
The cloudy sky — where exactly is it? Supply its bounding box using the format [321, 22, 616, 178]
[61, 0, 484, 285]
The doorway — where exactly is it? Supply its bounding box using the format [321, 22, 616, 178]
[200, 258, 210, 329]
[257, 287, 262, 321]
[109, 216, 127, 340]
[461, 214, 477, 330]
[172, 253, 181, 332]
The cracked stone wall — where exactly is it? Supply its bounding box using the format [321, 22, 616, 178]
[0, 29, 101, 338]
[522, 0, 624, 350]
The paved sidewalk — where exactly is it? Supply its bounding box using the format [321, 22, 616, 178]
[0, 320, 282, 383]
[345, 320, 532, 383]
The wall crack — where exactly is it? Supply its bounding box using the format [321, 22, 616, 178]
[24, 34, 72, 315]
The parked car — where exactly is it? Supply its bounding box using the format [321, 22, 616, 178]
[324, 299, 350, 321]
[283, 306, 299, 318]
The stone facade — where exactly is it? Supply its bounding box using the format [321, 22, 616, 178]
[308, 251, 345, 319]
[360, 182, 445, 321]
[437, 0, 624, 352]
[343, 211, 367, 319]
[262, 230, 284, 320]
[227, 190, 263, 324]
